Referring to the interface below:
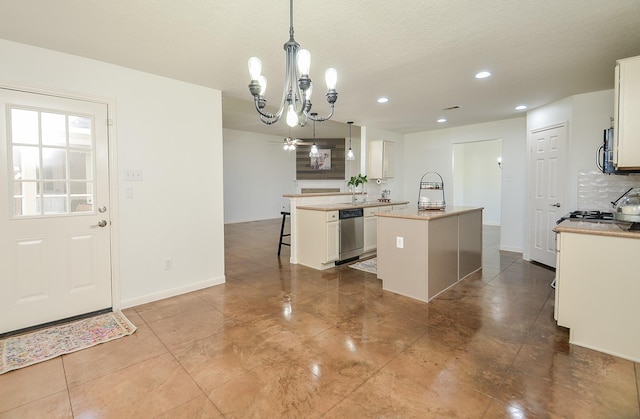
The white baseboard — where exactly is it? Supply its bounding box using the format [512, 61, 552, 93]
[499, 245, 523, 253]
[120, 275, 226, 309]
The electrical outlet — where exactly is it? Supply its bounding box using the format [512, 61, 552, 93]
[396, 236, 404, 248]
[164, 258, 173, 270]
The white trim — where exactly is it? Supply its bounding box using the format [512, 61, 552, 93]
[120, 276, 226, 309]
[499, 245, 523, 253]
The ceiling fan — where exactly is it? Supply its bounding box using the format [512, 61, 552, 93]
[272, 136, 313, 150]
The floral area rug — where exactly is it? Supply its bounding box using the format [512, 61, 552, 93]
[349, 257, 377, 274]
[0, 311, 136, 375]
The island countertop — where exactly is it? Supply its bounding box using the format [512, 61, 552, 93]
[296, 200, 409, 211]
[375, 206, 483, 220]
[554, 219, 640, 239]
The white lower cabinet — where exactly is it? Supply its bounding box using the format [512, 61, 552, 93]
[326, 220, 339, 263]
[297, 209, 340, 270]
[363, 207, 378, 252]
[556, 231, 640, 361]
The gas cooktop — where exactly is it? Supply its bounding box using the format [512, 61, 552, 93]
[556, 210, 614, 224]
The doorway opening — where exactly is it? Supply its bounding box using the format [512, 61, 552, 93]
[452, 139, 503, 226]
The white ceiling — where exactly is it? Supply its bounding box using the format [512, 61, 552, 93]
[1, 0, 639, 139]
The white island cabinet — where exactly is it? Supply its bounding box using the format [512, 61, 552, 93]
[555, 220, 640, 362]
[376, 207, 483, 303]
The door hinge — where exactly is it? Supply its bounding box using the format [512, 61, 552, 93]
[106, 119, 113, 126]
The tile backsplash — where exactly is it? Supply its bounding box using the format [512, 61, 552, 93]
[578, 170, 640, 211]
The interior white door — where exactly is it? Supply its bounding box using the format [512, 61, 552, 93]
[0, 88, 112, 334]
[528, 124, 567, 268]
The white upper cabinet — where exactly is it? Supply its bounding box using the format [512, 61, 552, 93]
[368, 140, 395, 179]
[614, 55, 640, 169]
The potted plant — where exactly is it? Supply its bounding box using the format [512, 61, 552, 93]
[348, 173, 368, 203]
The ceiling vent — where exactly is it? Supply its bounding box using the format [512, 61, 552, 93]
[442, 105, 462, 111]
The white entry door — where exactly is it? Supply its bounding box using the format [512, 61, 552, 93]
[528, 124, 567, 268]
[0, 88, 112, 334]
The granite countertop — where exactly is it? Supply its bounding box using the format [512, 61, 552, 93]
[296, 200, 409, 211]
[554, 219, 640, 239]
[375, 206, 483, 220]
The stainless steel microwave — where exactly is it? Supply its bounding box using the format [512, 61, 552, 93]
[598, 128, 640, 174]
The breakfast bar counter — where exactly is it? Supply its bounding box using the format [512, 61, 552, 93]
[376, 206, 483, 303]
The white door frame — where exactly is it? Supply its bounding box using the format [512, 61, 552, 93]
[1, 82, 121, 312]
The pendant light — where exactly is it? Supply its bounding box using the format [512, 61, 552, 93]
[309, 113, 319, 157]
[346, 121, 355, 160]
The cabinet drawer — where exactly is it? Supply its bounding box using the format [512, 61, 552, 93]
[326, 211, 338, 222]
[377, 206, 393, 214]
[364, 207, 379, 217]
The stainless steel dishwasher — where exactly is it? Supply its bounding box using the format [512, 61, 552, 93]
[338, 208, 364, 263]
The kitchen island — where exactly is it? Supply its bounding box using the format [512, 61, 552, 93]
[292, 198, 409, 270]
[554, 220, 640, 362]
[376, 206, 483, 303]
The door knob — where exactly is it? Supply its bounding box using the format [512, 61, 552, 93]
[97, 220, 108, 227]
[549, 203, 561, 208]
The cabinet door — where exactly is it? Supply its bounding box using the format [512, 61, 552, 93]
[382, 141, 395, 178]
[614, 55, 640, 169]
[325, 220, 339, 263]
[367, 140, 395, 179]
[363, 215, 377, 252]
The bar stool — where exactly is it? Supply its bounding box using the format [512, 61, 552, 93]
[278, 211, 291, 256]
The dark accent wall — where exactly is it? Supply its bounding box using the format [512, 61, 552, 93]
[296, 138, 345, 180]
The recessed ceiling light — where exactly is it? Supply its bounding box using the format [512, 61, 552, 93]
[437, 118, 447, 123]
[515, 105, 527, 110]
[377, 97, 389, 103]
[475, 71, 491, 79]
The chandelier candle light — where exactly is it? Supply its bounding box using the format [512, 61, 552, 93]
[247, 0, 338, 127]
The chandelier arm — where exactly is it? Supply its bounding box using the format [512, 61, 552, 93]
[305, 104, 335, 122]
[252, 97, 284, 123]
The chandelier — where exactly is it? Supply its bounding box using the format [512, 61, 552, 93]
[247, 0, 338, 128]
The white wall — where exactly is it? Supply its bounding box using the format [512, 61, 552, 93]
[0, 39, 225, 307]
[223, 128, 296, 223]
[404, 118, 527, 252]
[453, 139, 503, 225]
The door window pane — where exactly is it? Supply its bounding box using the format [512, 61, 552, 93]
[70, 181, 93, 195]
[42, 181, 67, 195]
[13, 146, 40, 181]
[69, 150, 93, 180]
[69, 116, 92, 148]
[42, 148, 67, 180]
[41, 112, 67, 146]
[43, 196, 67, 214]
[11, 109, 39, 145]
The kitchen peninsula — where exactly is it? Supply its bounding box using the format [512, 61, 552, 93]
[376, 207, 483, 303]
[284, 192, 408, 270]
[554, 220, 640, 362]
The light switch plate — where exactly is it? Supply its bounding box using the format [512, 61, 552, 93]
[396, 236, 404, 248]
[124, 169, 143, 181]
